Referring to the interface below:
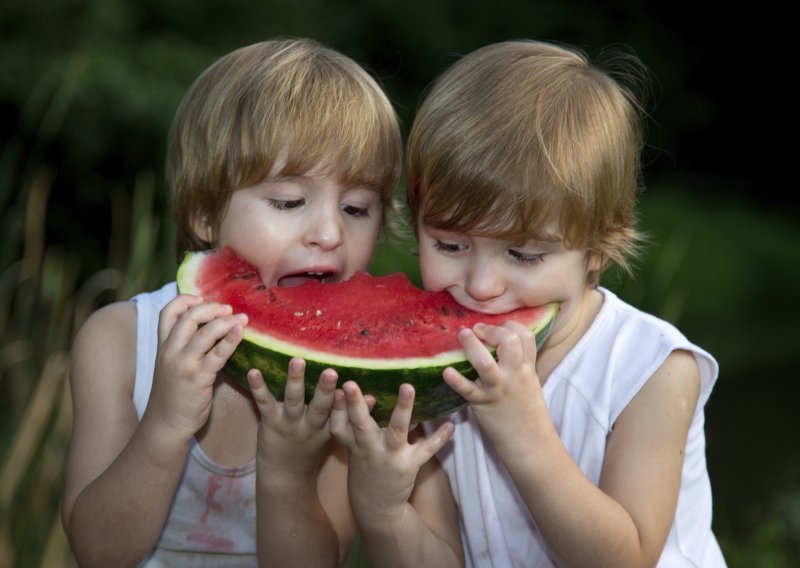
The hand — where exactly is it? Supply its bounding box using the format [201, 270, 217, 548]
[443, 321, 548, 444]
[248, 358, 338, 477]
[145, 295, 247, 440]
[329, 381, 454, 524]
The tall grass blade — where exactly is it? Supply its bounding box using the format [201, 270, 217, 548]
[0, 352, 69, 510]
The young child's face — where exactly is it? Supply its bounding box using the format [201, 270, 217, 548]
[201, 161, 381, 287]
[417, 221, 598, 317]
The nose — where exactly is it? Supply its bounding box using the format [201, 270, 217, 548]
[464, 256, 505, 302]
[303, 202, 344, 250]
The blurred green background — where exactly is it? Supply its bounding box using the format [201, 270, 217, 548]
[1, 1, 797, 566]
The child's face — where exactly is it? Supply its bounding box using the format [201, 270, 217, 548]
[201, 163, 381, 287]
[418, 221, 599, 320]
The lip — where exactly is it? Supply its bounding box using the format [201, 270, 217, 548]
[276, 266, 342, 287]
[443, 291, 514, 315]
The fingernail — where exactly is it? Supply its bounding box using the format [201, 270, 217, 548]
[236, 313, 248, 323]
[400, 384, 414, 399]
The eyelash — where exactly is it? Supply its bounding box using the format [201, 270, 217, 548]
[508, 250, 546, 265]
[434, 240, 545, 265]
[433, 241, 465, 253]
[267, 199, 370, 218]
[267, 198, 304, 210]
[342, 204, 370, 218]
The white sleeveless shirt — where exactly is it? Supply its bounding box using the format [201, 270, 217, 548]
[132, 283, 258, 567]
[425, 288, 726, 567]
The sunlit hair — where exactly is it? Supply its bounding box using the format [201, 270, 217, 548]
[406, 40, 648, 284]
[168, 38, 402, 258]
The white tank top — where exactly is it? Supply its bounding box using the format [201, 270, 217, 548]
[425, 287, 726, 567]
[132, 283, 258, 567]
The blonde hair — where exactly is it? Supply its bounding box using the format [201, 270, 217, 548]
[168, 38, 402, 258]
[407, 40, 647, 284]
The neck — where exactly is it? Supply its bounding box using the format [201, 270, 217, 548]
[536, 287, 603, 383]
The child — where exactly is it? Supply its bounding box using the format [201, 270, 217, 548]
[331, 40, 725, 566]
[62, 38, 402, 567]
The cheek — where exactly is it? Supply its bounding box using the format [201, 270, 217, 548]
[346, 220, 381, 264]
[418, 250, 448, 291]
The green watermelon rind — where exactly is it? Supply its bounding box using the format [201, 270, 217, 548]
[177, 251, 559, 424]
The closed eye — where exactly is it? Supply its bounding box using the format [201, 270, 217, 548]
[267, 198, 305, 210]
[508, 249, 545, 265]
[433, 240, 467, 254]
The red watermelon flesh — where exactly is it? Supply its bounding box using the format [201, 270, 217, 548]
[191, 247, 554, 360]
[177, 248, 559, 423]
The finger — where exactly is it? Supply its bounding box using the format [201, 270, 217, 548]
[503, 321, 539, 364]
[341, 381, 379, 444]
[458, 327, 502, 381]
[413, 421, 455, 463]
[247, 368, 277, 414]
[157, 294, 204, 343]
[471, 321, 517, 348]
[307, 368, 339, 429]
[329, 389, 354, 447]
[443, 366, 484, 402]
[476, 323, 525, 370]
[364, 394, 377, 413]
[283, 358, 307, 419]
[385, 384, 415, 450]
[168, 302, 235, 350]
[198, 314, 248, 371]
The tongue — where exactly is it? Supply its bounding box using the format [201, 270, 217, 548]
[277, 274, 315, 288]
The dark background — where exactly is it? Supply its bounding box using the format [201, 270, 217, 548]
[1, 1, 797, 565]
[1, 0, 786, 248]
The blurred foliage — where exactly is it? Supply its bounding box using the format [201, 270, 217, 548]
[0, 0, 796, 565]
[1, 0, 763, 275]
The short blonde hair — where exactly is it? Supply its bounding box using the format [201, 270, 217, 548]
[168, 38, 402, 258]
[407, 40, 647, 283]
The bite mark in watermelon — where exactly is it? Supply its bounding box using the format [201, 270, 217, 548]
[176, 248, 558, 424]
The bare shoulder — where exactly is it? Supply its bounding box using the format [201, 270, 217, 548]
[609, 349, 701, 450]
[71, 301, 137, 388]
[637, 349, 701, 416]
[72, 300, 137, 349]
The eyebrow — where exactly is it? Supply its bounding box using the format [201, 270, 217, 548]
[265, 173, 382, 195]
[268, 173, 310, 184]
[529, 233, 562, 243]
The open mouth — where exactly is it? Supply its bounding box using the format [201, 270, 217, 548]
[277, 270, 337, 288]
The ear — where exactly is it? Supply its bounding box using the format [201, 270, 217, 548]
[586, 251, 607, 272]
[191, 213, 215, 244]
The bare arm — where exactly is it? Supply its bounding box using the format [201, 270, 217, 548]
[447, 323, 700, 567]
[330, 382, 464, 568]
[62, 302, 187, 567]
[247, 361, 355, 567]
[62, 297, 246, 567]
[355, 446, 464, 568]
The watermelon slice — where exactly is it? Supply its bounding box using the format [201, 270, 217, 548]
[177, 248, 558, 423]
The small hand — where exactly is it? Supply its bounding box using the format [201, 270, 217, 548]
[443, 321, 546, 442]
[147, 295, 247, 439]
[248, 358, 338, 475]
[329, 381, 453, 522]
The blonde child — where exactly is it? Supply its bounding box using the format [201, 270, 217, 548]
[62, 38, 401, 567]
[331, 40, 725, 567]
